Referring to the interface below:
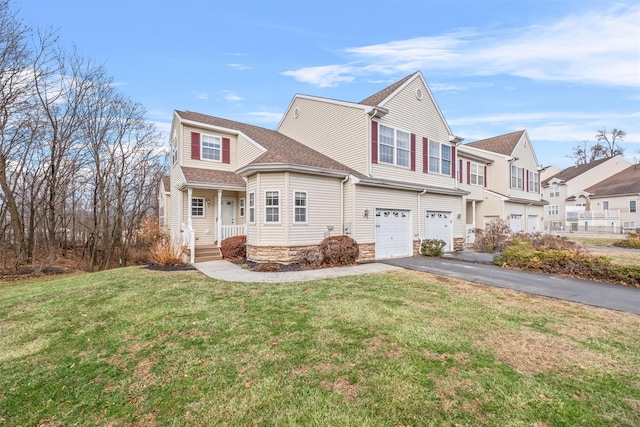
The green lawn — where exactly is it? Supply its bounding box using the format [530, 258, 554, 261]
[1, 267, 639, 426]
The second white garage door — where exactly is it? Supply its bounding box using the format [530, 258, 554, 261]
[425, 211, 450, 251]
[375, 209, 411, 259]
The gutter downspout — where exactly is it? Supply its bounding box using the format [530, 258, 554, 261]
[417, 189, 427, 255]
[341, 175, 349, 235]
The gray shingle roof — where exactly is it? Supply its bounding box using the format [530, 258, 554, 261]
[161, 176, 170, 191]
[584, 165, 640, 197]
[465, 130, 525, 156]
[359, 73, 415, 106]
[181, 167, 246, 187]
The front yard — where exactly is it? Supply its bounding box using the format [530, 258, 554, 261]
[1, 267, 639, 426]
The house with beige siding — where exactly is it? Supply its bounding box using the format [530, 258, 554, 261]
[158, 176, 171, 230]
[166, 71, 470, 263]
[541, 156, 631, 232]
[457, 130, 546, 237]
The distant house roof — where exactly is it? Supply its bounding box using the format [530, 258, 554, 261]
[541, 157, 611, 186]
[584, 165, 640, 198]
[465, 130, 526, 156]
[359, 73, 415, 106]
[176, 110, 361, 177]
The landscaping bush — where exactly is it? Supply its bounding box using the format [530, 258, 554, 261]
[220, 235, 246, 261]
[256, 262, 280, 272]
[613, 232, 640, 249]
[149, 237, 184, 266]
[298, 247, 324, 269]
[473, 218, 511, 253]
[421, 239, 446, 257]
[495, 235, 640, 287]
[319, 235, 359, 266]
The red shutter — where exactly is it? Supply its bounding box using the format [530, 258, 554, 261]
[467, 161, 471, 185]
[451, 146, 456, 178]
[484, 166, 487, 187]
[191, 132, 200, 160]
[458, 159, 463, 183]
[371, 121, 378, 164]
[410, 133, 416, 171]
[222, 137, 230, 164]
[526, 170, 529, 192]
[422, 137, 429, 173]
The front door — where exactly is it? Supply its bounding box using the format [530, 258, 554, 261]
[222, 199, 235, 225]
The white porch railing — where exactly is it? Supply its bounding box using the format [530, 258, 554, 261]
[182, 223, 196, 264]
[221, 225, 246, 242]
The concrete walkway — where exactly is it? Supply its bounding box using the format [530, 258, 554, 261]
[194, 260, 402, 283]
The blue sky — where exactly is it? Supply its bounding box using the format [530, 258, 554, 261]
[16, 0, 640, 168]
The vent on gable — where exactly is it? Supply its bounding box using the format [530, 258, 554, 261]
[415, 88, 423, 100]
[293, 107, 300, 118]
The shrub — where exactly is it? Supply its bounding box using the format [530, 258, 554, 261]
[496, 236, 639, 287]
[256, 262, 280, 272]
[613, 234, 640, 249]
[473, 218, 511, 253]
[298, 247, 324, 269]
[137, 215, 162, 248]
[319, 235, 359, 266]
[149, 237, 184, 266]
[220, 235, 246, 261]
[421, 239, 446, 257]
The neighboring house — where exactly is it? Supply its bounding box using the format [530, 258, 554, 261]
[583, 165, 640, 233]
[167, 71, 470, 263]
[541, 156, 631, 232]
[457, 130, 546, 239]
[158, 176, 171, 230]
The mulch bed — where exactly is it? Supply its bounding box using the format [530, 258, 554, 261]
[145, 263, 197, 272]
[232, 259, 304, 272]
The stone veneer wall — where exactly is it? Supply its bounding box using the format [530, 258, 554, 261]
[357, 243, 375, 263]
[453, 237, 464, 252]
[413, 240, 420, 256]
[247, 245, 318, 263]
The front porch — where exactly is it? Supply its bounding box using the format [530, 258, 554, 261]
[179, 187, 247, 263]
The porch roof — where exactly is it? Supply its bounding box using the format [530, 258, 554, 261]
[180, 167, 245, 190]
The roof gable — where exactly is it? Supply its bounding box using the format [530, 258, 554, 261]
[359, 73, 415, 107]
[465, 130, 526, 156]
[176, 110, 360, 176]
[541, 157, 612, 186]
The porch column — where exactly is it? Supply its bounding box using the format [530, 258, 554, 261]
[187, 187, 193, 230]
[472, 200, 476, 228]
[217, 189, 222, 247]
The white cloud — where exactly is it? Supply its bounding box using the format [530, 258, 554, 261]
[223, 91, 243, 102]
[283, 4, 640, 88]
[247, 111, 283, 123]
[228, 63, 251, 70]
[196, 92, 209, 100]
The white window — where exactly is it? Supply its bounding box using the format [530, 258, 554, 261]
[631, 200, 637, 213]
[379, 124, 410, 167]
[248, 193, 255, 223]
[202, 134, 221, 161]
[511, 165, 524, 190]
[470, 162, 484, 186]
[294, 191, 307, 223]
[191, 197, 204, 217]
[428, 140, 451, 175]
[265, 191, 280, 223]
[623, 221, 635, 228]
[550, 186, 560, 198]
[528, 171, 539, 193]
[239, 198, 245, 217]
[602, 201, 609, 211]
[548, 205, 559, 215]
[171, 136, 178, 165]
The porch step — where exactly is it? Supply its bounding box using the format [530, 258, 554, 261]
[195, 245, 223, 263]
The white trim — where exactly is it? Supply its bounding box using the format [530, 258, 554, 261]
[248, 192, 256, 224]
[176, 113, 267, 153]
[201, 133, 222, 162]
[428, 139, 452, 176]
[239, 197, 245, 218]
[378, 123, 411, 169]
[191, 196, 205, 217]
[293, 190, 308, 224]
[264, 190, 280, 224]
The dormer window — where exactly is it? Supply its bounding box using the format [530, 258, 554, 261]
[202, 134, 221, 161]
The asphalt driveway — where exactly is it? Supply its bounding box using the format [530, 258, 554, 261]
[380, 255, 640, 315]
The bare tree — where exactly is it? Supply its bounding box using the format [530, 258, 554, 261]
[595, 128, 626, 158]
[568, 140, 589, 165]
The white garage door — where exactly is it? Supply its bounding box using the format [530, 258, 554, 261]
[528, 215, 538, 233]
[375, 209, 411, 259]
[425, 211, 450, 251]
[510, 214, 522, 233]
